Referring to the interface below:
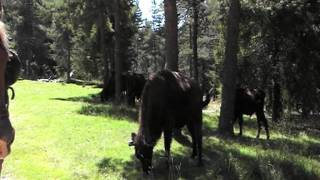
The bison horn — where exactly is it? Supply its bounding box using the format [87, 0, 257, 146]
[128, 141, 135, 146]
[129, 132, 137, 146]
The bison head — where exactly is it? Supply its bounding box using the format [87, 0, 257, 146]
[129, 132, 153, 174]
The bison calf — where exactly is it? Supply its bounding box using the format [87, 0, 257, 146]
[234, 87, 270, 139]
[129, 70, 210, 174]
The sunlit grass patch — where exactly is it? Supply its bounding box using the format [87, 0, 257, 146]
[2, 80, 320, 179]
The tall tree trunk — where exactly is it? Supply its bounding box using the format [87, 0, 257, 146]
[98, 0, 109, 86]
[272, 82, 282, 122]
[218, 0, 240, 136]
[0, 0, 3, 20]
[25, 0, 33, 78]
[271, 38, 282, 122]
[114, 0, 122, 104]
[66, 44, 71, 82]
[164, 0, 178, 71]
[189, 23, 193, 77]
[192, 0, 199, 83]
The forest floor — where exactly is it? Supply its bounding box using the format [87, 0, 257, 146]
[2, 80, 320, 180]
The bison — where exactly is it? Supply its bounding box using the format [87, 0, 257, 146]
[234, 87, 270, 139]
[0, 48, 18, 172]
[128, 70, 211, 174]
[125, 73, 146, 106]
[100, 72, 146, 106]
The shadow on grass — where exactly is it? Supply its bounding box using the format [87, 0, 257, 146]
[51, 94, 139, 122]
[232, 114, 320, 139]
[78, 104, 139, 122]
[51, 93, 102, 104]
[96, 135, 319, 180]
[229, 134, 320, 162]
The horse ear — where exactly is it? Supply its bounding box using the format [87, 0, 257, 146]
[128, 133, 137, 146]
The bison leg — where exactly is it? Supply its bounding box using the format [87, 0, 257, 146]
[257, 111, 270, 139]
[187, 124, 197, 159]
[164, 129, 173, 166]
[263, 119, 270, 140]
[256, 118, 262, 139]
[127, 94, 135, 106]
[238, 115, 243, 136]
[195, 123, 203, 166]
[188, 118, 203, 166]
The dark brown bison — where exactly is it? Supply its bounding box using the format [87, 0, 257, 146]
[5, 50, 21, 86]
[100, 72, 146, 105]
[125, 73, 146, 106]
[128, 70, 211, 174]
[0, 47, 18, 172]
[234, 87, 270, 139]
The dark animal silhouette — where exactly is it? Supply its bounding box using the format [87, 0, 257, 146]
[100, 73, 125, 102]
[4, 50, 20, 109]
[5, 50, 21, 86]
[100, 72, 146, 105]
[0, 49, 19, 171]
[125, 73, 146, 106]
[234, 87, 270, 139]
[129, 70, 211, 174]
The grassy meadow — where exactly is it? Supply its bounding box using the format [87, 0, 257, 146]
[2, 80, 320, 179]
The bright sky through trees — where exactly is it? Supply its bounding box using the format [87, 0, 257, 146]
[138, 0, 161, 21]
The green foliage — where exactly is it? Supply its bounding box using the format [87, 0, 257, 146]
[237, 0, 320, 116]
[4, 0, 56, 79]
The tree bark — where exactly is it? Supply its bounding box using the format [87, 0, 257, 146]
[164, 0, 178, 71]
[114, 0, 122, 104]
[271, 37, 282, 122]
[25, 0, 33, 78]
[98, 0, 109, 81]
[189, 23, 193, 77]
[0, 0, 3, 20]
[192, 0, 199, 83]
[218, 0, 241, 136]
[272, 82, 282, 121]
[66, 42, 71, 82]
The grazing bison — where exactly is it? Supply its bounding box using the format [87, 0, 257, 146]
[125, 73, 146, 106]
[100, 72, 146, 105]
[234, 87, 270, 139]
[129, 70, 211, 174]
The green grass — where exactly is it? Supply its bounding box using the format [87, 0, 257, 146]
[2, 80, 320, 179]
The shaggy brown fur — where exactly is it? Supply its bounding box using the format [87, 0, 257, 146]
[100, 72, 146, 106]
[0, 21, 15, 173]
[129, 70, 210, 174]
[234, 87, 270, 139]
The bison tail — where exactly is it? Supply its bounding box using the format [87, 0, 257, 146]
[7, 87, 15, 100]
[202, 88, 214, 109]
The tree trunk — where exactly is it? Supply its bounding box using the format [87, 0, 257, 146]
[189, 23, 193, 77]
[0, 0, 3, 20]
[272, 82, 282, 122]
[98, 0, 109, 81]
[114, 0, 122, 104]
[164, 0, 178, 71]
[98, 0, 109, 87]
[218, 0, 240, 136]
[66, 44, 71, 82]
[192, 0, 199, 83]
[25, 0, 33, 78]
[271, 36, 282, 122]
